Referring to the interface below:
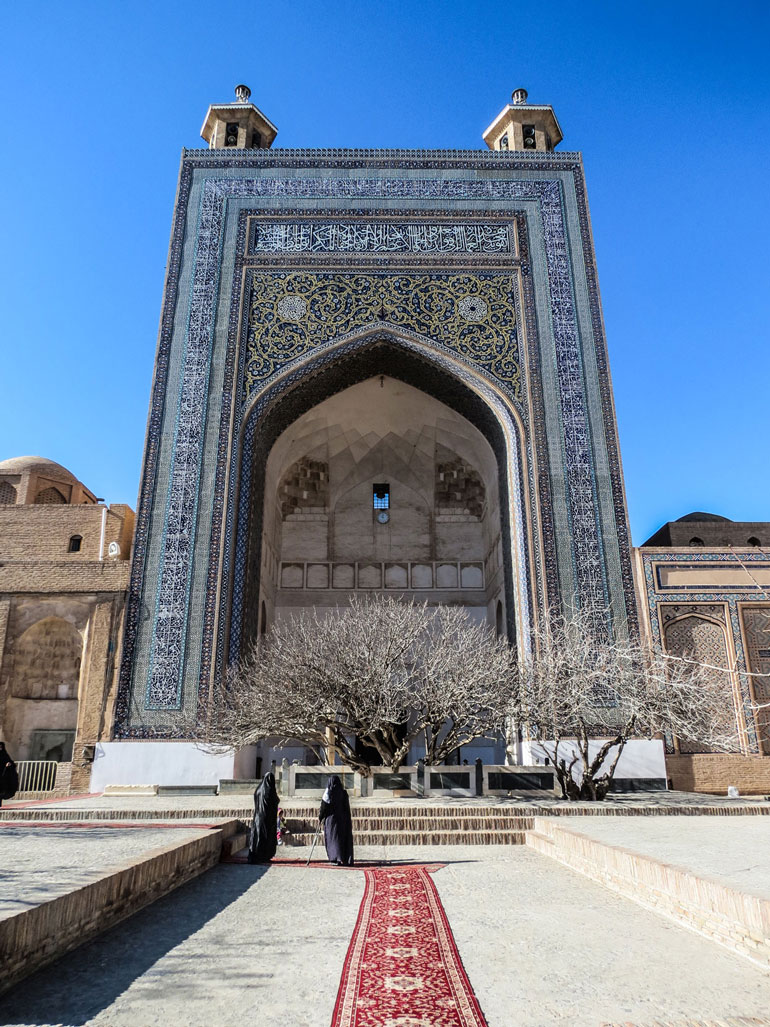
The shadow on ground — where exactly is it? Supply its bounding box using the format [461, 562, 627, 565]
[0, 863, 267, 1027]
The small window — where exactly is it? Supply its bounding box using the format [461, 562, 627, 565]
[748, 536, 762, 547]
[688, 537, 705, 547]
[68, 535, 82, 553]
[373, 483, 390, 510]
[250, 130, 262, 149]
[224, 122, 239, 146]
[499, 133, 509, 150]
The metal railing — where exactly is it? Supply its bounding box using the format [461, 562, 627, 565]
[16, 760, 58, 796]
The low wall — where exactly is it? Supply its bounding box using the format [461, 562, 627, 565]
[0, 821, 238, 995]
[527, 818, 770, 967]
[90, 741, 235, 790]
[666, 754, 770, 795]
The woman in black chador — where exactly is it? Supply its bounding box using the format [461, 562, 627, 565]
[0, 742, 18, 808]
[248, 772, 278, 863]
[319, 774, 354, 866]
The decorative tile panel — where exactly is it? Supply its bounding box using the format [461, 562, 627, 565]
[245, 272, 520, 396]
[251, 220, 513, 255]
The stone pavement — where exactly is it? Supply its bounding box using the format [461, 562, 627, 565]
[0, 824, 205, 918]
[555, 815, 770, 901]
[1, 846, 770, 1027]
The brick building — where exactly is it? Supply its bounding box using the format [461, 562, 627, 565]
[636, 513, 770, 794]
[0, 456, 134, 793]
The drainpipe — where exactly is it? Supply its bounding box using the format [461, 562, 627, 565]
[98, 505, 108, 561]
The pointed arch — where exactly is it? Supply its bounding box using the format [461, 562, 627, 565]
[35, 486, 66, 505]
[225, 327, 537, 667]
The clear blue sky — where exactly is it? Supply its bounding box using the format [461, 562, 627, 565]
[1, 0, 768, 544]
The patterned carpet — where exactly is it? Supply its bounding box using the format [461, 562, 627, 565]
[331, 864, 488, 1027]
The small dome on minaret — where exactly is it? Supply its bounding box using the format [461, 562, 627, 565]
[482, 88, 563, 152]
[201, 84, 278, 150]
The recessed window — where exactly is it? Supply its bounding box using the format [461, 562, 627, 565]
[688, 537, 705, 547]
[499, 133, 509, 150]
[36, 486, 66, 504]
[0, 480, 17, 504]
[224, 122, 239, 146]
[250, 130, 262, 149]
[68, 535, 82, 553]
[523, 124, 536, 149]
[748, 536, 762, 547]
[373, 483, 390, 510]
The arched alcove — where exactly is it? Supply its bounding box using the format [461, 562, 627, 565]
[35, 486, 67, 505]
[231, 332, 529, 662]
[4, 616, 83, 761]
[663, 614, 733, 754]
[259, 376, 501, 624]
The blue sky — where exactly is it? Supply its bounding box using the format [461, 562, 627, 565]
[1, 0, 768, 544]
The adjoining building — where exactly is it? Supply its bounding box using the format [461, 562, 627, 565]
[637, 513, 770, 794]
[0, 456, 134, 793]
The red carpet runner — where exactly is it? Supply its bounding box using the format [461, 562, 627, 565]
[331, 864, 488, 1027]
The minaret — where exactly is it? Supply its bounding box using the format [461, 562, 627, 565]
[482, 88, 563, 152]
[200, 84, 278, 150]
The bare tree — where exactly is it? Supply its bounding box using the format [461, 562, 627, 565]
[514, 606, 745, 800]
[200, 595, 514, 775]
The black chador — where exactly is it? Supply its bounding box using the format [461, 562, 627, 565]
[0, 742, 18, 808]
[319, 774, 354, 866]
[248, 772, 278, 863]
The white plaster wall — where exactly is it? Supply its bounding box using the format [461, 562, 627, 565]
[89, 742, 235, 790]
[523, 738, 667, 781]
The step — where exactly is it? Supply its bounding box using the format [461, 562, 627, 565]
[285, 816, 534, 833]
[290, 808, 538, 821]
[281, 829, 528, 846]
[156, 785, 219, 796]
[221, 829, 249, 858]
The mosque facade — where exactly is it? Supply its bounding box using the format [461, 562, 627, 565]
[1, 88, 768, 794]
[105, 85, 637, 784]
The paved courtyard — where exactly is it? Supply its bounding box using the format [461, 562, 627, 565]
[1, 842, 770, 1027]
[556, 815, 770, 900]
[0, 824, 206, 918]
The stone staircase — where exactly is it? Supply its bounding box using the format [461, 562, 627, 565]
[282, 805, 534, 846]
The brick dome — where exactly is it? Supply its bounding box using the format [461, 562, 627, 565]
[0, 456, 80, 485]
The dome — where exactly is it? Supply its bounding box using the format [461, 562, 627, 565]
[675, 511, 732, 523]
[0, 456, 80, 484]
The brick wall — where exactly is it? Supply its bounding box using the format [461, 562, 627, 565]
[0, 505, 132, 562]
[667, 754, 770, 795]
[0, 562, 129, 593]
